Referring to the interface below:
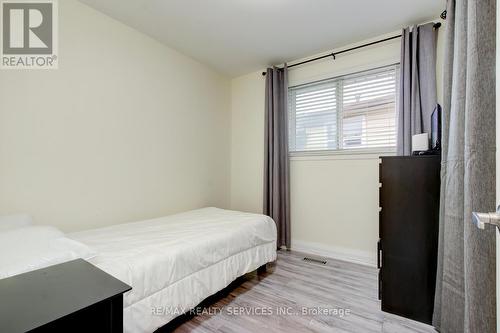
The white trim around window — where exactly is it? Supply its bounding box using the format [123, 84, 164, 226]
[288, 64, 400, 156]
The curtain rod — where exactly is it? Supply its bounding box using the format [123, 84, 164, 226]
[262, 22, 442, 76]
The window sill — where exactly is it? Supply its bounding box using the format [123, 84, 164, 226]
[289, 149, 396, 161]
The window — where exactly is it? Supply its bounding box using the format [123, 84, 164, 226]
[288, 65, 398, 154]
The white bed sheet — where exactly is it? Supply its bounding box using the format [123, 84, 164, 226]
[69, 207, 277, 333]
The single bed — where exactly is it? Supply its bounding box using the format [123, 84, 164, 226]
[68, 207, 277, 333]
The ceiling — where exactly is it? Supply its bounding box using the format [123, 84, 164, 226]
[78, 0, 445, 77]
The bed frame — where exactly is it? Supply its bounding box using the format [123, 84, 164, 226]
[156, 263, 271, 332]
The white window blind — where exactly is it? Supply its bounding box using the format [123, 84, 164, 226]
[288, 65, 399, 154]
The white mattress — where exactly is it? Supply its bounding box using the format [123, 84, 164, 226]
[69, 208, 277, 333]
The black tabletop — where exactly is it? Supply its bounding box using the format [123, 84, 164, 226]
[0, 259, 131, 333]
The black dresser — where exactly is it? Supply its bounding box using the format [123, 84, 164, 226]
[378, 155, 440, 324]
[0, 259, 131, 333]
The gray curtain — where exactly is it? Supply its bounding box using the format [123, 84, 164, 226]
[433, 0, 496, 332]
[397, 23, 438, 156]
[264, 66, 291, 249]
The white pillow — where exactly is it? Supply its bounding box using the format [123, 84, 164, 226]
[0, 214, 34, 232]
[0, 226, 97, 279]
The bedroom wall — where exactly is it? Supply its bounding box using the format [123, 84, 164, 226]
[230, 24, 445, 265]
[0, 0, 231, 231]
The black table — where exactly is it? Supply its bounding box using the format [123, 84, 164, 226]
[0, 259, 131, 333]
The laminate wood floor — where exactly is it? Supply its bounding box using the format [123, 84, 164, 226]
[165, 250, 436, 333]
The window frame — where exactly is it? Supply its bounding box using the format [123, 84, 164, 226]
[288, 64, 400, 157]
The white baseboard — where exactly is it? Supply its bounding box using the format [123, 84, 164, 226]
[291, 239, 377, 267]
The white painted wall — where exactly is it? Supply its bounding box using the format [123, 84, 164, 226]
[230, 24, 444, 265]
[287, 32, 401, 265]
[230, 73, 266, 213]
[0, 0, 231, 231]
